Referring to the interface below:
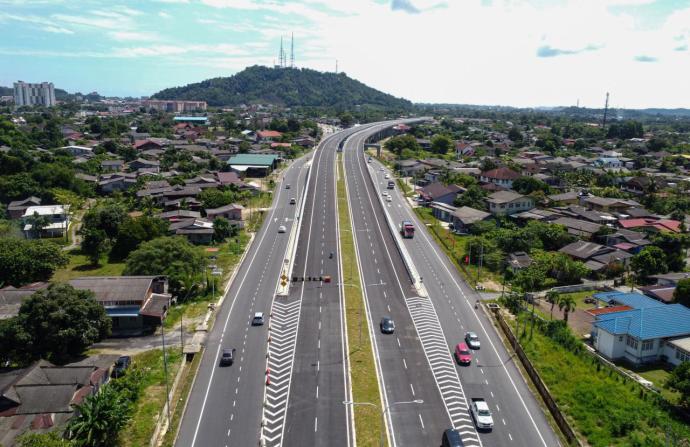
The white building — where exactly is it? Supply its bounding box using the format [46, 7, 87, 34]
[22, 205, 69, 238]
[61, 145, 94, 157]
[13, 81, 56, 107]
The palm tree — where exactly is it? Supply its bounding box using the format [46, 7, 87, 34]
[558, 295, 577, 323]
[67, 386, 129, 447]
[545, 290, 559, 320]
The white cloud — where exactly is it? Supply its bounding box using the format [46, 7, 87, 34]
[108, 31, 160, 42]
[159, 11, 172, 19]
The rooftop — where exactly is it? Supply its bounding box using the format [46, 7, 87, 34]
[594, 303, 690, 340]
[227, 153, 279, 167]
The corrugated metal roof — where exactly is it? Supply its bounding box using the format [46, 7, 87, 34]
[227, 154, 279, 166]
[595, 304, 690, 340]
[594, 291, 665, 309]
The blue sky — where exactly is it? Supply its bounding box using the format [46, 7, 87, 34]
[1, 0, 689, 108]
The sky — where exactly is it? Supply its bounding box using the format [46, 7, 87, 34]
[1, 0, 690, 108]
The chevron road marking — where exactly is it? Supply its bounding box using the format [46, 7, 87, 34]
[261, 298, 302, 447]
[406, 296, 482, 447]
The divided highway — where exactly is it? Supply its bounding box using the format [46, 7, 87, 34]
[358, 133, 562, 446]
[174, 136, 319, 447]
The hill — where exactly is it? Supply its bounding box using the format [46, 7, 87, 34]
[152, 65, 412, 109]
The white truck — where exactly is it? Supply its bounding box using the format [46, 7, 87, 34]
[470, 398, 494, 431]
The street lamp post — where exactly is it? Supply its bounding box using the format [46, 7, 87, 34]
[343, 399, 423, 447]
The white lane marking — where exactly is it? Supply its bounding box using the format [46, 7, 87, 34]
[418, 414, 425, 430]
[403, 358, 407, 369]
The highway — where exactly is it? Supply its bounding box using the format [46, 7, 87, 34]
[174, 135, 318, 447]
[358, 134, 562, 446]
[343, 125, 461, 447]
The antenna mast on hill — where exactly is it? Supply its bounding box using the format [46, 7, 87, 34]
[279, 37, 285, 68]
[335, 59, 338, 73]
[290, 32, 294, 68]
[602, 92, 610, 129]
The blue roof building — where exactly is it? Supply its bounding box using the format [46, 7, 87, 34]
[592, 291, 690, 365]
[173, 116, 208, 124]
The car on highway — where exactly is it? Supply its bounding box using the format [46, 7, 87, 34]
[465, 332, 480, 349]
[379, 167, 384, 171]
[441, 428, 465, 447]
[454, 342, 472, 365]
[368, 157, 372, 163]
[379, 317, 395, 334]
[384, 173, 390, 179]
[289, 198, 296, 205]
[470, 398, 494, 431]
[278, 225, 287, 233]
[386, 195, 392, 202]
[285, 184, 291, 189]
[219, 348, 236, 366]
[112, 355, 131, 378]
[382, 191, 388, 197]
[252, 312, 265, 326]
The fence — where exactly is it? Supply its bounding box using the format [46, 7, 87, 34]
[490, 307, 582, 446]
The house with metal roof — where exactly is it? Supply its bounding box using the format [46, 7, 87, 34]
[227, 153, 280, 176]
[591, 291, 690, 365]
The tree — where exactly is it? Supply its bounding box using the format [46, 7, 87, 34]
[454, 185, 487, 209]
[673, 278, 690, 307]
[339, 112, 354, 128]
[512, 177, 551, 195]
[67, 385, 130, 447]
[7, 283, 110, 363]
[545, 290, 559, 320]
[558, 294, 576, 323]
[16, 432, 74, 447]
[631, 246, 668, 282]
[430, 134, 453, 154]
[213, 217, 237, 242]
[667, 361, 690, 408]
[480, 158, 497, 172]
[0, 238, 68, 286]
[124, 236, 205, 297]
[81, 204, 127, 240]
[109, 216, 169, 260]
[385, 134, 420, 157]
[26, 211, 51, 238]
[508, 127, 523, 142]
[80, 227, 109, 265]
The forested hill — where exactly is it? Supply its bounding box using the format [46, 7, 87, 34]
[152, 65, 412, 109]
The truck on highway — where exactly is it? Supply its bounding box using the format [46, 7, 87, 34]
[470, 398, 494, 431]
[400, 220, 415, 239]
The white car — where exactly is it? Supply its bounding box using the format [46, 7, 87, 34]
[278, 225, 287, 233]
[386, 195, 392, 202]
[379, 167, 384, 171]
[470, 399, 494, 431]
[384, 174, 390, 179]
[382, 191, 389, 197]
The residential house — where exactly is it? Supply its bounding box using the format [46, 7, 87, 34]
[430, 202, 457, 223]
[480, 167, 521, 189]
[508, 252, 532, 272]
[21, 205, 69, 238]
[649, 272, 690, 287]
[603, 229, 651, 254]
[451, 206, 491, 233]
[61, 145, 93, 157]
[7, 197, 41, 219]
[255, 130, 282, 142]
[0, 357, 115, 446]
[205, 204, 244, 226]
[69, 276, 171, 334]
[169, 218, 214, 244]
[456, 141, 475, 158]
[619, 218, 681, 233]
[396, 159, 427, 177]
[547, 191, 580, 206]
[100, 159, 124, 172]
[485, 191, 534, 216]
[0, 282, 49, 319]
[164, 197, 202, 211]
[216, 171, 248, 189]
[160, 186, 203, 205]
[550, 217, 602, 239]
[591, 291, 690, 366]
[133, 139, 165, 151]
[418, 182, 464, 206]
[128, 158, 160, 173]
[293, 136, 315, 148]
[98, 173, 137, 194]
[583, 196, 641, 213]
[559, 240, 632, 272]
[592, 157, 624, 170]
[623, 176, 667, 195]
[185, 175, 220, 189]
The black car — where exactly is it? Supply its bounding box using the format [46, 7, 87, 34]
[380, 317, 395, 334]
[441, 428, 464, 447]
[220, 348, 236, 366]
[112, 356, 131, 378]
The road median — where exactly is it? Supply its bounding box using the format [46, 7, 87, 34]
[337, 153, 386, 447]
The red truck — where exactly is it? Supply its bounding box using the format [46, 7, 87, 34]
[400, 220, 415, 238]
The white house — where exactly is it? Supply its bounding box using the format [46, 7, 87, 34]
[591, 292, 690, 366]
[22, 205, 69, 238]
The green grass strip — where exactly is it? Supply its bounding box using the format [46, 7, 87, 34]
[337, 153, 386, 447]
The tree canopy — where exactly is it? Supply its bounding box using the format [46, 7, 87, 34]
[0, 238, 68, 286]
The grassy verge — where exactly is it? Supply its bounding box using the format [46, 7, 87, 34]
[51, 249, 126, 282]
[512, 313, 690, 446]
[120, 348, 183, 447]
[337, 154, 385, 447]
[161, 352, 203, 447]
[414, 207, 503, 290]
